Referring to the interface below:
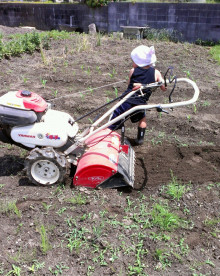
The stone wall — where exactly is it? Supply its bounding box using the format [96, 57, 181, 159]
[0, 3, 219, 42]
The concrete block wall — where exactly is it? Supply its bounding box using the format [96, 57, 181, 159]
[0, 3, 108, 31]
[108, 3, 220, 42]
[0, 3, 219, 42]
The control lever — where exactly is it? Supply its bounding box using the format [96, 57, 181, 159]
[156, 106, 169, 114]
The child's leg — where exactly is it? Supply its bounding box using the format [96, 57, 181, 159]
[138, 117, 147, 128]
[108, 102, 132, 130]
[136, 117, 147, 145]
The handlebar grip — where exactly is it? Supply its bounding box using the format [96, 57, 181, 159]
[141, 82, 163, 90]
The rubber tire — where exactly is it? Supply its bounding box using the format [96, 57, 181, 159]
[25, 156, 66, 186]
[0, 128, 13, 144]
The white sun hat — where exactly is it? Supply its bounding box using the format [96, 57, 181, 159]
[131, 45, 157, 67]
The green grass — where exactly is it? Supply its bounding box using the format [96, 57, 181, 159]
[0, 30, 73, 60]
[0, 200, 21, 217]
[143, 28, 179, 42]
[150, 202, 183, 231]
[210, 45, 220, 64]
[65, 193, 87, 205]
[164, 171, 191, 200]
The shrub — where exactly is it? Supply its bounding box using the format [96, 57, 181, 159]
[143, 28, 180, 43]
[86, 0, 111, 8]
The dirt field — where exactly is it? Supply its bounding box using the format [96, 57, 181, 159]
[0, 26, 219, 275]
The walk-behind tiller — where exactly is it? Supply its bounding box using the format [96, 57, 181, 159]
[0, 69, 199, 189]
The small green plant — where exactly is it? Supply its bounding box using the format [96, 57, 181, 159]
[28, 260, 45, 273]
[202, 101, 211, 107]
[39, 224, 51, 254]
[56, 207, 67, 216]
[193, 104, 197, 113]
[88, 86, 93, 94]
[40, 44, 47, 65]
[179, 238, 189, 255]
[87, 265, 95, 276]
[40, 78, 47, 88]
[16, 223, 23, 234]
[66, 227, 88, 254]
[187, 114, 191, 122]
[204, 217, 220, 227]
[96, 66, 101, 74]
[53, 90, 58, 97]
[63, 59, 68, 67]
[125, 196, 134, 212]
[151, 132, 165, 146]
[108, 67, 116, 78]
[184, 70, 191, 79]
[205, 259, 215, 267]
[114, 87, 118, 98]
[206, 183, 215, 190]
[154, 248, 171, 269]
[86, 66, 91, 76]
[22, 76, 29, 84]
[93, 223, 105, 240]
[128, 240, 148, 275]
[96, 32, 102, 46]
[76, 33, 91, 52]
[49, 262, 69, 275]
[6, 264, 21, 276]
[53, 183, 65, 196]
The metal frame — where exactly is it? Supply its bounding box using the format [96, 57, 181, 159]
[64, 78, 199, 155]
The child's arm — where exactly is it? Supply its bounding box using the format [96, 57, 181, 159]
[155, 69, 167, 91]
[128, 68, 134, 83]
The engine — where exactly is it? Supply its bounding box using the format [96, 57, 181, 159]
[0, 90, 78, 149]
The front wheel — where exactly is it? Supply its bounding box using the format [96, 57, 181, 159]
[25, 147, 68, 186]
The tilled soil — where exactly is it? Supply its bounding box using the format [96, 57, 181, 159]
[0, 26, 219, 275]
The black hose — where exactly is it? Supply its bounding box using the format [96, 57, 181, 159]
[73, 94, 124, 123]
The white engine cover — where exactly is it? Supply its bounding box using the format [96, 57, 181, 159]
[11, 109, 79, 148]
[0, 91, 27, 110]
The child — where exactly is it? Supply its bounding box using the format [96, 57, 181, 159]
[108, 45, 166, 145]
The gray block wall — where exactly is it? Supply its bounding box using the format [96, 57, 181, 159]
[0, 3, 219, 42]
[108, 3, 220, 42]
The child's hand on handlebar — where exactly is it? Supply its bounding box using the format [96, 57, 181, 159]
[161, 84, 167, 91]
[132, 83, 142, 91]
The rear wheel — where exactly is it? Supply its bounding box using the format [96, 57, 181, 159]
[25, 147, 68, 186]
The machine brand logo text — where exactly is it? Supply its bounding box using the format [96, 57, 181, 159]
[18, 134, 35, 138]
[46, 133, 60, 140]
[88, 176, 104, 182]
[7, 102, 21, 108]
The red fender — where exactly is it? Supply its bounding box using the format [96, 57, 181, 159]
[73, 129, 121, 188]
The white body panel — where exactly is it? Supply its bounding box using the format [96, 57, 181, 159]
[11, 109, 78, 148]
[0, 91, 27, 110]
